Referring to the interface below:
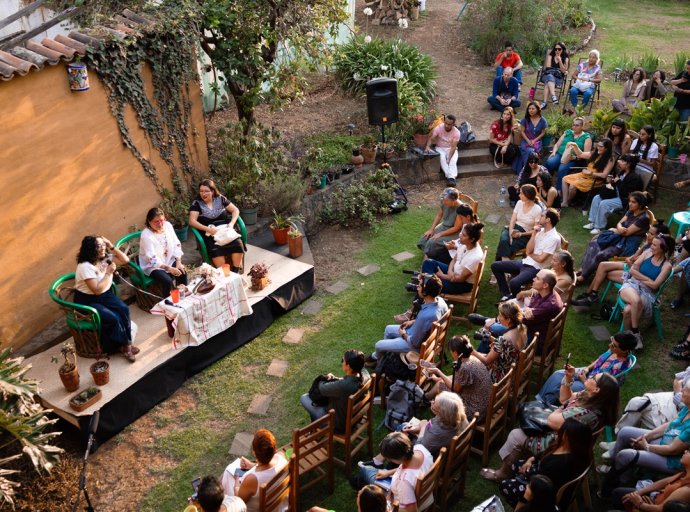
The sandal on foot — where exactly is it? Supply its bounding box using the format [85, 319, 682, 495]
[121, 347, 136, 363]
[130, 345, 140, 355]
[480, 468, 502, 482]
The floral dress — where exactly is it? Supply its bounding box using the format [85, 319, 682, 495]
[488, 336, 519, 383]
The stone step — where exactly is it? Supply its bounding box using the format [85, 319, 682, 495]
[458, 147, 494, 165]
[460, 138, 490, 150]
[457, 161, 515, 179]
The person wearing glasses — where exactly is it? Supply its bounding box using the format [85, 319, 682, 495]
[139, 207, 187, 298]
[74, 235, 137, 362]
[536, 331, 637, 407]
[560, 137, 616, 208]
[539, 43, 570, 109]
[544, 116, 592, 191]
[568, 49, 602, 112]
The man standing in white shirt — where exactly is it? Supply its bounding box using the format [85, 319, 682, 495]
[491, 209, 561, 300]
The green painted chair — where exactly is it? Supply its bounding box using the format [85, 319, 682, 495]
[191, 216, 247, 267]
[608, 270, 675, 339]
[49, 273, 116, 358]
[115, 231, 162, 311]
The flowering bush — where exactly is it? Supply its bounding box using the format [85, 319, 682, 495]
[407, 110, 440, 135]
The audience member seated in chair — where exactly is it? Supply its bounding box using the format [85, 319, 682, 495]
[482, 373, 619, 481]
[74, 235, 138, 362]
[196, 475, 247, 512]
[545, 116, 592, 191]
[512, 101, 547, 174]
[612, 67, 647, 114]
[670, 257, 690, 313]
[579, 190, 652, 280]
[356, 432, 434, 512]
[598, 382, 690, 483]
[308, 484, 387, 512]
[189, 178, 245, 271]
[494, 184, 542, 262]
[495, 41, 524, 85]
[488, 106, 520, 167]
[536, 170, 561, 210]
[617, 233, 674, 349]
[487, 67, 521, 112]
[365, 275, 447, 368]
[300, 349, 369, 434]
[645, 70, 668, 101]
[492, 209, 562, 301]
[583, 154, 644, 236]
[417, 203, 479, 266]
[539, 43, 570, 109]
[424, 335, 492, 421]
[471, 302, 527, 383]
[425, 114, 461, 187]
[536, 331, 637, 407]
[417, 188, 464, 261]
[630, 124, 660, 180]
[670, 59, 690, 122]
[515, 250, 574, 304]
[220, 429, 288, 512]
[513, 474, 559, 512]
[561, 137, 616, 208]
[567, 50, 602, 112]
[359, 391, 467, 475]
[498, 419, 592, 508]
[139, 207, 187, 298]
[606, 118, 633, 158]
[421, 223, 485, 295]
[572, 220, 670, 307]
[509, 153, 543, 206]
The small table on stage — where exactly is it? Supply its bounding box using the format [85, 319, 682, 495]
[151, 273, 252, 346]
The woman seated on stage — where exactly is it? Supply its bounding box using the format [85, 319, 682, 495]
[189, 179, 245, 271]
[74, 235, 138, 362]
[139, 207, 187, 298]
[220, 429, 288, 512]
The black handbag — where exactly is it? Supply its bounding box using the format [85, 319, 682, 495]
[307, 374, 338, 407]
[518, 400, 556, 437]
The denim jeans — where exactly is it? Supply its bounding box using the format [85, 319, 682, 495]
[373, 325, 413, 358]
[491, 260, 539, 297]
[570, 85, 596, 108]
[496, 66, 523, 84]
[487, 96, 522, 111]
[611, 426, 678, 475]
[588, 195, 622, 229]
[421, 259, 472, 294]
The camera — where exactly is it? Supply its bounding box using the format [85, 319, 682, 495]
[473, 328, 492, 344]
[189, 477, 201, 502]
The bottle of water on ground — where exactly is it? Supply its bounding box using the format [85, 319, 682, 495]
[499, 186, 507, 207]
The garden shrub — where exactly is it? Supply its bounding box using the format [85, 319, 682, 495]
[320, 166, 398, 227]
[333, 36, 436, 104]
[462, 0, 588, 65]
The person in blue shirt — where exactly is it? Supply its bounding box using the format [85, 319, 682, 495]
[365, 274, 448, 367]
[488, 67, 521, 111]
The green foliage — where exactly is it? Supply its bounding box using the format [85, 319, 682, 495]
[608, 52, 660, 78]
[87, 3, 201, 193]
[212, 120, 294, 208]
[544, 110, 572, 138]
[674, 52, 690, 76]
[0, 348, 63, 507]
[462, 0, 589, 65]
[302, 133, 361, 170]
[627, 95, 679, 144]
[320, 166, 398, 227]
[200, 0, 347, 123]
[159, 189, 191, 228]
[590, 106, 622, 138]
[637, 52, 660, 76]
[255, 175, 305, 215]
[333, 36, 437, 104]
[668, 123, 690, 152]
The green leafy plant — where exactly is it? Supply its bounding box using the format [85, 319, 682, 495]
[71, 387, 100, 406]
[590, 107, 622, 138]
[1, 348, 63, 506]
[628, 95, 680, 144]
[288, 225, 302, 239]
[674, 52, 690, 76]
[668, 123, 690, 151]
[320, 166, 398, 227]
[271, 209, 305, 230]
[302, 134, 361, 170]
[637, 52, 661, 76]
[333, 36, 437, 104]
[544, 110, 572, 138]
[159, 189, 191, 229]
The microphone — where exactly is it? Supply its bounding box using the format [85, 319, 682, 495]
[88, 410, 100, 436]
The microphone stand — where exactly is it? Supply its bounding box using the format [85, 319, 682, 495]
[451, 357, 461, 394]
[71, 410, 100, 512]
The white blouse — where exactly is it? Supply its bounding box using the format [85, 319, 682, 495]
[139, 221, 183, 276]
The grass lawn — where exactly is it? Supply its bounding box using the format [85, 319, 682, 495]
[139, 186, 688, 511]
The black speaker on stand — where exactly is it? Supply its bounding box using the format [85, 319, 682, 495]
[366, 78, 399, 163]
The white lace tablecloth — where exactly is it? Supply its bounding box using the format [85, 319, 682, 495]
[151, 273, 252, 346]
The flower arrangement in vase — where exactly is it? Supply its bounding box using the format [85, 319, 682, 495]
[248, 262, 270, 290]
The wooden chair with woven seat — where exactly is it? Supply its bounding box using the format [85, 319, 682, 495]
[471, 365, 515, 466]
[333, 373, 375, 473]
[286, 410, 334, 511]
[508, 334, 539, 429]
[436, 414, 478, 512]
[441, 246, 487, 325]
[532, 306, 568, 389]
[556, 464, 592, 512]
[459, 192, 478, 214]
[258, 454, 294, 512]
[49, 273, 116, 358]
[414, 446, 446, 512]
[115, 231, 166, 312]
[434, 306, 454, 366]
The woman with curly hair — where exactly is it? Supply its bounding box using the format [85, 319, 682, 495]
[561, 137, 616, 208]
[74, 235, 137, 361]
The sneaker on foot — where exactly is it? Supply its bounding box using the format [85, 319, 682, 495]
[590, 228, 601, 235]
[540, 102, 547, 109]
[551, 95, 559, 104]
[634, 333, 644, 350]
[602, 450, 612, 460]
[489, 275, 498, 285]
[447, 178, 456, 187]
[583, 222, 594, 229]
[358, 460, 385, 470]
[599, 441, 615, 451]
[572, 291, 598, 307]
[596, 464, 611, 474]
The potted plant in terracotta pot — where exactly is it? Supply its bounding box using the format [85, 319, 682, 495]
[248, 262, 270, 290]
[288, 225, 304, 258]
[52, 341, 79, 392]
[351, 146, 364, 167]
[89, 356, 110, 386]
[360, 134, 377, 164]
[270, 210, 305, 245]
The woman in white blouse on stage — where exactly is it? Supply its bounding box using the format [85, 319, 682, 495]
[140, 207, 187, 298]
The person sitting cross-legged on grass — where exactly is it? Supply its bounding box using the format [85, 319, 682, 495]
[535, 331, 637, 407]
[491, 209, 561, 302]
[365, 275, 447, 368]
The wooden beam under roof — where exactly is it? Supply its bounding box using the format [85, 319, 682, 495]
[0, 0, 46, 31]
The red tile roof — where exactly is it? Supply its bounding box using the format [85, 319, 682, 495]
[0, 9, 155, 82]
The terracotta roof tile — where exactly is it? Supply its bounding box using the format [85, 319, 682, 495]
[41, 38, 77, 58]
[0, 49, 37, 74]
[8, 46, 50, 67]
[54, 34, 87, 53]
[26, 40, 63, 61]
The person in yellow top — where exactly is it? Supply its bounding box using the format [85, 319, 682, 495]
[561, 137, 616, 207]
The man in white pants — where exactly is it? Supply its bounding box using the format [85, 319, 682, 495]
[426, 114, 461, 187]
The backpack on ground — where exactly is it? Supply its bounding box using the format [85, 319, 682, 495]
[458, 121, 476, 144]
[384, 379, 425, 431]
